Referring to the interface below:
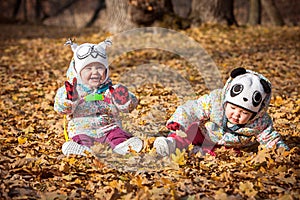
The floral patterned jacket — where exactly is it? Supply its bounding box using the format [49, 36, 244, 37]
[167, 70, 289, 150]
[54, 60, 138, 139]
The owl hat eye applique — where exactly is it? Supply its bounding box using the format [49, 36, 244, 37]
[224, 67, 271, 113]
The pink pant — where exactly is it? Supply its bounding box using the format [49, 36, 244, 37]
[72, 127, 132, 148]
[168, 122, 217, 150]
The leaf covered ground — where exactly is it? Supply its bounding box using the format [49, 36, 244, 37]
[0, 24, 299, 199]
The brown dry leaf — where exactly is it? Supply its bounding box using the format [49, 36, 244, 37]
[238, 181, 258, 198]
[250, 146, 271, 164]
[214, 189, 230, 200]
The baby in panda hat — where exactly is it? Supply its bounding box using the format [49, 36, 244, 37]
[54, 38, 143, 156]
[154, 67, 289, 156]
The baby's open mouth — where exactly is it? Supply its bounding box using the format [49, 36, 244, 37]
[90, 77, 100, 81]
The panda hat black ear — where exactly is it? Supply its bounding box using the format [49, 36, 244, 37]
[231, 67, 247, 78]
[260, 79, 271, 93]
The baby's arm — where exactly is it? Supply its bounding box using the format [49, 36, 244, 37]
[107, 84, 138, 113]
[256, 114, 289, 150]
[54, 86, 79, 115]
[167, 93, 211, 131]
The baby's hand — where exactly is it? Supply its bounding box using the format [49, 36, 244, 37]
[109, 85, 130, 105]
[65, 78, 79, 101]
[167, 122, 181, 131]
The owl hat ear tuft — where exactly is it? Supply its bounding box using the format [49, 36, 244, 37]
[65, 38, 78, 52]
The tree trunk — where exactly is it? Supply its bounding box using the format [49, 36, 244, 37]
[261, 0, 284, 26]
[171, 0, 192, 18]
[85, 0, 106, 27]
[248, 0, 261, 25]
[35, 0, 42, 22]
[128, 0, 167, 26]
[189, 0, 238, 26]
[23, 0, 27, 21]
[105, 0, 135, 33]
[41, 0, 79, 21]
[13, 0, 22, 19]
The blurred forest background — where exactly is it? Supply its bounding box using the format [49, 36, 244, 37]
[0, 0, 299, 32]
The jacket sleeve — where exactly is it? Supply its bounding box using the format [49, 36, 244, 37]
[54, 86, 79, 115]
[108, 84, 138, 113]
[167, 93, 212, 131]
[256, 114, 289, 150]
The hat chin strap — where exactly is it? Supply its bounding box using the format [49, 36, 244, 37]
[101, 68, 109, 84]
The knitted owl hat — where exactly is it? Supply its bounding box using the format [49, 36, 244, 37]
[65, 38, 112, 84]
[224, 67, 271, 113]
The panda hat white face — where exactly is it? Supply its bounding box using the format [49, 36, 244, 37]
[225, 68, 271, 113]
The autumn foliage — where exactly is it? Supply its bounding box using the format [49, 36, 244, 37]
[0, 24, 299, 199]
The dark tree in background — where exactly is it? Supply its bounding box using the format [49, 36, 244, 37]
[248, 0, 284, 25]
[248, 0, 261, 25]
[127, 0, 237, 28]
[128, 0, 172, 26]
[261, 0, 284, 26]
[189, 0, 238, 26]
[85, 0, 106, 27]
[2, 0, 299, 27]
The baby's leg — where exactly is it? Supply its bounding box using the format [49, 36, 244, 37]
[104, 128, 143, 155]
[168, 122, 205, 149]
[104, 128, 132, 149]
[72, 134, 96, 147]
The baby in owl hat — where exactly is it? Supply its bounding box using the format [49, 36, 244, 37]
[54, 38, 143, 156]
[154, 67, 289, 156]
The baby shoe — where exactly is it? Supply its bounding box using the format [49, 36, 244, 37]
[62, 141, 92, 156]
[113, 137, 143, 155]
[153, 137, 176, 156]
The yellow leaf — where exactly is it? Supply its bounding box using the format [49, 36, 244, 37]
[109, 180, 120, 188]
[239, 181, 257, 197]
[214, 189, 229, 200]
[171, 148, 186, 166]
[23, 125, 34, 134]
[74, 178, 82, 184]
[278, 194, 294, 200]
[59, 162, 70, 173]
[25, 153, 34, 158]
[274, 96, 283, 107]
[68, 157, 77, 165]
[189, 75, 195, 81]
[12, 95, 18, 101]
[62, 175, 74, 181]
[130, 175, 144, 188]
[18, 137, 27, 145]
[251, 147, 271, 164]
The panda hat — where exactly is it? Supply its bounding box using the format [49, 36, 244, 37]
[224, 67, 271, 114]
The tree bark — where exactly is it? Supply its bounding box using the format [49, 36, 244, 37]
[261, 0, 284, 26]
[23, 0, 27, 21]
[85, 0, 106, 27]
[189, 0, 238, 26]
[248, 0, 261, 25]
[13, 0, 22, 19]
[35, 0, 42, 22]
[171, 0, 191, 18]
[128, 0, 166, 25]
[41, 0, 79, 21]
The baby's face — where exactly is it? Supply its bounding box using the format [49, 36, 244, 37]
[225, 103, 253, 125]
[80, 62, 107, 89]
